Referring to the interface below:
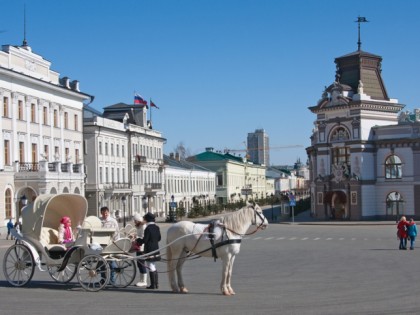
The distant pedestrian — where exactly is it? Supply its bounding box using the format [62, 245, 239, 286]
[407, 218, 417, 250]
[397, 216, 409, 250]
[14, 219, 22, 235]
[6, 218, 14, 240]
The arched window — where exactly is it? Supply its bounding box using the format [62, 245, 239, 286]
[385, 155, 402, 179]
[330, 127, 350, 142]
[5, 189, 12, 219]
[386, 191, 404, 217]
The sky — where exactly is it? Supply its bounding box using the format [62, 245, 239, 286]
[1, 0, 420, 165]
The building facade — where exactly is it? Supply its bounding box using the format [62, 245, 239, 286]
[83, 103, 165, 219]
[164, 153, 216, 217]
[0, 42, 91, 227]
[247, 128, 270, 166]
[188, 147, 273, 204]
[306, 47, 420, 220]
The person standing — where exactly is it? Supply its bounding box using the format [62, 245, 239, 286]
[137, 212, 161, 290]
[100, 206, 120, 284]
[397, 216, 409, 250]
[407, 218, 417, 250]
[6, 218, 14, 240]
[133, 213, 148, 287]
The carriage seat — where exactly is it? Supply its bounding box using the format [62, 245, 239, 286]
[40, 227, 67, 251]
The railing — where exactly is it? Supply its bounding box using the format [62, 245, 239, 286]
[145, 183, 162, 191]
[19, 163, 39, 172]
[103, 182, 131, 190]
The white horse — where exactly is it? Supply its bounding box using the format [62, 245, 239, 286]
[166, 204, 268, 295]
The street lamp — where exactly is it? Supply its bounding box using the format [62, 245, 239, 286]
[271, 193, 274, 222]
[121, 196, 127, 227]
[18, 194, 28, 218]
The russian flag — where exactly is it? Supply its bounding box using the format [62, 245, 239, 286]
[134, 93, 147, 105]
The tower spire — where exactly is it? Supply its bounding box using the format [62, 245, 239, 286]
[355, 16, 368, 51]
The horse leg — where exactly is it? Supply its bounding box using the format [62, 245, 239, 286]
[220, 254, 232, 296]
[167, 244, 179, 292]
[226, 255, 236, 295]
[176, 251, 189, 293]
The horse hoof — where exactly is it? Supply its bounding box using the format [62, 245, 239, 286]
[222, 290, 231, 296]
[180, 287, 189, 293]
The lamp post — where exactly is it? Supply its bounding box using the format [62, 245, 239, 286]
[121, 196, 127, 227]
[19, 194, 28, 218]
[271, 193, 274, 222]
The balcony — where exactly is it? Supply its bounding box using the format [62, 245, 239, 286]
[144, 183, 162, 193]
[14, 161, 85, 182]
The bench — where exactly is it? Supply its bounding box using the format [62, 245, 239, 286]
[40, 227, 68, 252]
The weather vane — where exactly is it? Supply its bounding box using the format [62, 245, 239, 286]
[355, 16, 368, 51]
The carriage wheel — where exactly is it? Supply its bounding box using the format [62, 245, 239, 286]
[2, 244, 35, 287]
[77, 255, 110, 292]
[48, 263, 77, 283]
[111, 259, 137, 288]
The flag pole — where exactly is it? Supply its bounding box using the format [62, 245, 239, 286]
[149, 98, 152, 128]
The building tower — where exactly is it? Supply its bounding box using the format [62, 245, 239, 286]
[247, 129, 269, 165]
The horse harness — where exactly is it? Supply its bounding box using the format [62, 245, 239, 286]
[187, 205, 266, 261]
[188, 220, 241, 262]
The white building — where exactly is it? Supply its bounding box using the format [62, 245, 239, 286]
[306, 46, 420, 220]
[84, 103, 165, 219]
[164, 153, 216, 217]
[0, 41, 92, 227]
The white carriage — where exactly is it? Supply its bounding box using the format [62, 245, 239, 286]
[2, 194, 137, 292]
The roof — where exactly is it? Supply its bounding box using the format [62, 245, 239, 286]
[164, 155, 213, 172]
[188, 150, 246, 163]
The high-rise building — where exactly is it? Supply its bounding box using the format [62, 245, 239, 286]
[247, 129, 269, 165]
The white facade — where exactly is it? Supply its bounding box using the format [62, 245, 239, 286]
[164, 154, 216, 217]
[83, 104, 165, 219]
[0, 43, 91, 228]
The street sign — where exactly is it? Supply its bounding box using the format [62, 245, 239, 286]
[289, 200, 296, 207]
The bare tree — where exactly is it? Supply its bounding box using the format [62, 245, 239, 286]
[174, 142, 191, 160]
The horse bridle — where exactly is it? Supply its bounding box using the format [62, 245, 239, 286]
[251, 205, 267, 231]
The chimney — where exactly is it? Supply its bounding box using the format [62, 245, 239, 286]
[205, 147, 214, 152]
[175, 152, 180, 161]
[169, 153, 174, 159]
[70, 80, 80, 92]
[60, 77, 70, 89]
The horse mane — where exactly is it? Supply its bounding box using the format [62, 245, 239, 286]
[221, 205, 255, 235]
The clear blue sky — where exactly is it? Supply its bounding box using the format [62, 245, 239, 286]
[2, 0, 420, 165]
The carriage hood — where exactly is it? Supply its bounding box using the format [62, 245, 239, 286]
[21, 194, 88, 241]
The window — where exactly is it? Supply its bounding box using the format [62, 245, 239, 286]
[105, 143, 108, 155]
[31, 144, 37, 163]
[5, 189, 12, 219]
[99, 142, 102, 155]
[75, 149, 80, 163]
[105, 167, 109, 183]
[122, 145, 125, 157]
[74, 114, 78, 131]
[53, 109, 58, 127]
[99, 167, 103, 184]
[111, 144, 114, 156]
[4, 140, 10, 165]
[18, 100, 23, 120]
[116, 144, 119, 157]
[64, 112, 68, 129]
[19, 142, 24, 162]
[43, 107, 48, 125]
[386, 191, 404, 217]
[54, 146, 59, 160]
[44, 145, 49, 160]
[31, 103, 36, 122]
[330, 127, 350, 142]
[217, 174, 223, 186]
[3, 97, 9, 117]
[385, 155, 402, 179]
[331, 147, 350, 165]
[65, 148, 70, 161]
